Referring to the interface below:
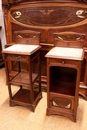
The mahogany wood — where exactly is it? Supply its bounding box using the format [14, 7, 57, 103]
[2, 44, 42, 111]
[2, 0, 87, 99]
[45, 45, 84, 122]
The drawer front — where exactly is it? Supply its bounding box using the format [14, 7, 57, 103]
[49, 58, 79, 67]
[6, 54, 28, 62]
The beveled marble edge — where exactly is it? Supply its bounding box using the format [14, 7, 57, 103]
[45, 47, 84, 60]
[2, 44, 41, 55]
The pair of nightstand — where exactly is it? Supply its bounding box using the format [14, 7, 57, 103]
[2, 31, 85, 122]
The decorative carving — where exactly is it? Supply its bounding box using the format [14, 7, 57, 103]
[52, 97, 71, 109]
[2, 0, 24, 9]
[54, 32, 85, 41]
[78, 0, 87, 3]
[11, 7, 87, 26]
[40, 9, 54, 15]
[2, 1, 87, 10]
[13, 11, 21, 18]
[2, 1, 19, 9]
[76, 10, 86, 18]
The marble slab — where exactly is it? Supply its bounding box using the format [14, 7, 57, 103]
[45, 47, 84, 60]
[2, 44, 41, 55]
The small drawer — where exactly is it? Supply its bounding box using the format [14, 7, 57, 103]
[6, 54, 28, 62]
[49, 58, 78, 67]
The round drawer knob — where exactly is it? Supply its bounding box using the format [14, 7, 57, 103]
[62, 61, 65, 64]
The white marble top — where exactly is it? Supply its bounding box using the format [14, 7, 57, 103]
[2, 44, 41, 55]
[45, 47, 84, 60]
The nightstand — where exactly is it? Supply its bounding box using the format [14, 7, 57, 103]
[2, 44, 42, 112]
[45, 47, 84, 122]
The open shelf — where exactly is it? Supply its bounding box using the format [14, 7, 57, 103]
[12, 88, 39, 104]
[50, 80, 76, 96]
[50, 66, 77, 96]
[10, 72, 38, 86]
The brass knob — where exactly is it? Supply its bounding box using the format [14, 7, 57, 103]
[62, 61, 65, 64]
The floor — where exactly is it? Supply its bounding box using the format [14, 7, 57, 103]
[0, 67, 87, 130]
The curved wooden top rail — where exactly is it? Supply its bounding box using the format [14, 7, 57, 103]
[2, 0, 87, 9]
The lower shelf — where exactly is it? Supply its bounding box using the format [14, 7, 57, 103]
[10, 88, 42, 111]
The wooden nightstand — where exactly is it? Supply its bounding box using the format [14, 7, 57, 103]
[2, 44, 42, 112]
[45, 47, 84, 122]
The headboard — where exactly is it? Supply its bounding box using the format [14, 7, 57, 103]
[2, 0, 87, 48]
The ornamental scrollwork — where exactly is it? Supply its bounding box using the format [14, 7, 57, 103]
[78, 0, 87, 3]
[2, 1, 19, 9]
[2, 0, 24, 9]
[2, 0, 87, 10]
[11, 6, 87, 26]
